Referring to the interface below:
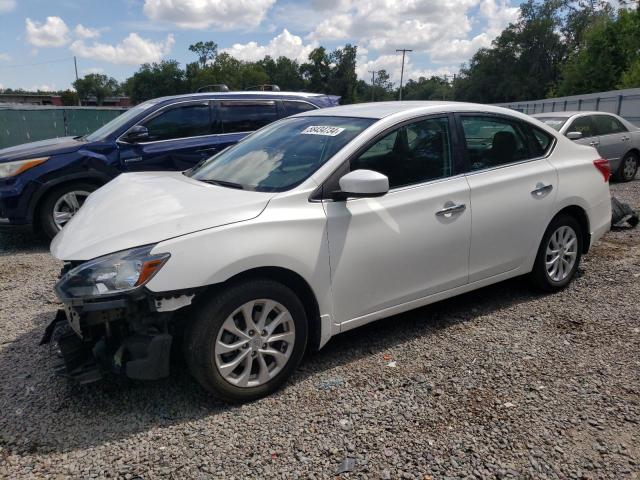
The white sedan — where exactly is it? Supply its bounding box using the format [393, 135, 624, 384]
[47, 102, 612, 402]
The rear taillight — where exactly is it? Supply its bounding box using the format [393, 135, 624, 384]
[593, 158, 611, 182]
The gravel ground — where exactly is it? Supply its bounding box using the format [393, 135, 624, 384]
[1, 181, 639, 480]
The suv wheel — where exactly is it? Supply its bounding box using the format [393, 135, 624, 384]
[184, 279, 308, 402]
[530, 214, 583, 291]
[39, 182, 97, 239]
[615, 152, 639, 182]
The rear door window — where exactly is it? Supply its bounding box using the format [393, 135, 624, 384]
[143, 103, 211, 141]
[218, 101, 279, 133]
[459, 116, 531, 171]
[592, 115, 628, 135]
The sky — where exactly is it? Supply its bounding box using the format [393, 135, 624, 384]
[0, 0, 523, 92]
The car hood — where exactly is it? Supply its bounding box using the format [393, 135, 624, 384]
[50, 171, 276, 261]
[0, 136, 85, 162]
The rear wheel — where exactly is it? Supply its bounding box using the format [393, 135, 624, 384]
[38, 182, 97, 239]
[530, 214, 583, 291]
[184, 279, 307, 402]
[615, 152, 639, 182]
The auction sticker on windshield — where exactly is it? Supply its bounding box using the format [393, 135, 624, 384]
[301, 126, 345, 136]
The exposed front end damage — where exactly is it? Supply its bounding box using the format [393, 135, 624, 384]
[41, 262, 195, 384]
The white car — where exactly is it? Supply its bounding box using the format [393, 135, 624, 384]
[532, 111, 640, 182]
[45, 102, 611, 402]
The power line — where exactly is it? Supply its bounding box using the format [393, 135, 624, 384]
[0, 56, 74, 69]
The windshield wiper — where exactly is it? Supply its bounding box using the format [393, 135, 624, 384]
[200, 179, 245, 190]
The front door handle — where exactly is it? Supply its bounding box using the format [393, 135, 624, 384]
[531, 183, 553, 196]
[621, 136, 630, 142]
[589, 140, 600, 147]
[436, 202, 466, 217]
[123, 156, 144, 164]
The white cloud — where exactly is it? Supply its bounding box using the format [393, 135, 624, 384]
[308, 0, 519, 65]
[222, 29, 317, 63]
[71, 33, 175, 65]
[0, 53, 10, 61]
[25, 16, 70, 47]
[142, 0, 276, 30]
[30, 84, 55, 92]
[74, 24, 100, 39]
[0, 0, 15, 13]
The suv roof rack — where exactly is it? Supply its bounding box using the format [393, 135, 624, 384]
[196, 84, 230, 93]
[245, 84, 281, 92]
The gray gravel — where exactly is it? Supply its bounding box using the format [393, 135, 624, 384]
[1, 181, 639, 479]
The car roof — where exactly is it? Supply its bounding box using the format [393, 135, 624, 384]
[153, 91, 330, 102]
[531, 111, 616, 118]
[294, 101, 527, 120]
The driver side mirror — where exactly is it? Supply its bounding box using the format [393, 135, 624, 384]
[123, 125, 149, 143]
[334, 169, 389, 200]
[566, 131, 582, 140]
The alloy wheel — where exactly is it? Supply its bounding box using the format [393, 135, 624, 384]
[623, 156, 638, 180]
[52, 190, 90, 230]
[214, 299, 296, 388]
[545, 225, 578, 282]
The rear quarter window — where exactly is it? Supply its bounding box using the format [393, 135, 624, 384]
[530, 126, 554, 156]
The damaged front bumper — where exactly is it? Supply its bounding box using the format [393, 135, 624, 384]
[41, 289, 193, 384]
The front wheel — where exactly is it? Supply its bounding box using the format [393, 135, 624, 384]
[184, 279, 308, 402]
[530, 214, 583, 291]
[38, 182, 97, 239]
[615, 152, 639, 182]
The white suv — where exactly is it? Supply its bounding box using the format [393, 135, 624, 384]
[45, 102, 612, 402]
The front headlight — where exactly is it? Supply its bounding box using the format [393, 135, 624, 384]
[55, 245, 170, 300]
[0, 157, 49, 178]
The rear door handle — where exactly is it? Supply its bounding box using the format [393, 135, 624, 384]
[531, 183, 553, 196]
[436, 202, 466, 217]
[589, 141, 600, 147]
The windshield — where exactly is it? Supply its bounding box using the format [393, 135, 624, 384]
[85, 99, 161, 141]
[535, 117, 568, 131]
[188, 116, 376, 192]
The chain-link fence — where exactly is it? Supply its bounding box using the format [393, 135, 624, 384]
[0, 105, 126, 149]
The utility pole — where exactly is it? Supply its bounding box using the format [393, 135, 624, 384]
[73, 56, 80, 106]
[368, 70, 376, 102]
[395, 48, 412, 101]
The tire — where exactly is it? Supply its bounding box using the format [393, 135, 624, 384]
[184, 279, 308, 402]
[530, 214, 583, 292]
[38, 182, 97, 239]
[615, 152, 639, 182]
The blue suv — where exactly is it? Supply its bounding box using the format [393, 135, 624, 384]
[0, 92, 339, 238]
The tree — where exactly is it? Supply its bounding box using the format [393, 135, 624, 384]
[300, 47, 332, 93]
[125, 60, 187, 103]
[189, 41, 218, 67]
[403, 76, 453, 100]
[329, 45, 358, 103]
[73, 73, 120, 105]
[556, 7, 640, 95]
[60, 90, 79, 106]
[454, 0, 568, 103]
[260, 56, 305, 91]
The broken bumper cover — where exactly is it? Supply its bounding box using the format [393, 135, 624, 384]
[41, 291, 179, 384]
